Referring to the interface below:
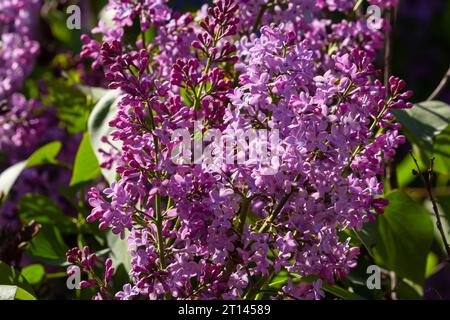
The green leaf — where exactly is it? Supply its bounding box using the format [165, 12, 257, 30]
[425, 252, 438, 278]
[436, 195, 450, 225]
[0, 261, 36, 300]
[267, 272, 317, 290]
[43, 79, 93, 134]
[0, 285, 35, 300]
[107, 230, 131, 272]
[373, 191, 434, 285]
[245, 210, 263, 225]
[355, 221, 378, 257]
[70, 132, 102, 186]
[21, 264, 45, 285]
[0, 142, 62, 203]
[14, 287, 37, 300]
[394, 100, 450, 151]
[0, 285, 17, 300]
[88, 90, 121, 184]
[340, 228, 362, 249]
[396, 278, 423, 300]
[423, 199, 450, 257]
[111, 264, 131, 293]
[19, 194, 76, 233]
[26, 225, 69, 265]
[76, 86, 111, 103]
[26, 141, 62, 167]
[266, 272, 365, 300]
[397, 145, 425, 188]
[267, 270, 289, 290]
[0, 161, 26, 203]
[45, 9, 81, 51]
[139, 26, 157, 45]
[98, 5, 116, 29]
[322, 283, 365, 300]
[432, 124, 450, 175]
[180, 87, 194, 107]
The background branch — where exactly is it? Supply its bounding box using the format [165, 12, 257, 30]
[427, 66, 450, 101]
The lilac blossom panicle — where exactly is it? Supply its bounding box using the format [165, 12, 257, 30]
[0, 0, 40, 101]
[0, 0, 44, 162]
[75, 0, 413, 300]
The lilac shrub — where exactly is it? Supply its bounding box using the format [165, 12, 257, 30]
[74, 0, 412, 299]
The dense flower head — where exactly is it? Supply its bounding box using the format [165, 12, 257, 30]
[80, 0, 413, 300]
[108, 0, 172, 30]
[0, 95, 53, 161]
[0, 0, 41, 100]
[0, 0, 41, 34]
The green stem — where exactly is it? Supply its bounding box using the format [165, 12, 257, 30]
[251, 4, 267, 34]
[194, 25, 221, 110]
[353, 0, 363, 12]
[46, 272, 67, 279]
[342, 99, 391, 176]
[147, 108, 159, 164]
[166, 196, 173, 210]
[258, 175, 300, 234]
[144, 100, 165, 269]
[238, 198, 251, 234]
[76, 212, 85, 249]
[411, 154, 450, 260]
[336, 80, 353, 108]
[245, 269, 274, 300]
[155, 193, 166, 269]
[194, 52, 214, 109]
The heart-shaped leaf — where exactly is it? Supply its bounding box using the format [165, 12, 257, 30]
[373, 191, 434, 285]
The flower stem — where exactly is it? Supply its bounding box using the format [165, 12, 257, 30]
[427, 66, 450, 101]
[155, 193, 166, 269]
[238, 197, 251, 234]
[258, 174, 300, 234]
[251, 4, 267, 34]
[342, 99, 391, 176]
[411, 153, 450, 260]
[145, 100, 165, 269]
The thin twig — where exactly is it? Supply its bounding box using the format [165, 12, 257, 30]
[384, 5, 399, 190]
[251, 4, 267, 34]
[404, 186, 450, 198]
[383, 9, 392, 87]
[257, 174, 301, 234]
[427, 66, 450, 101]
[410, 153, 450, 260]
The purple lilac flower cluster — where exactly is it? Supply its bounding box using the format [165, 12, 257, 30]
[0, 0, 40, 101]
[0, 95, 61, 165]
[0, 0, 45, 162]
[76, 0, 411, 299]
